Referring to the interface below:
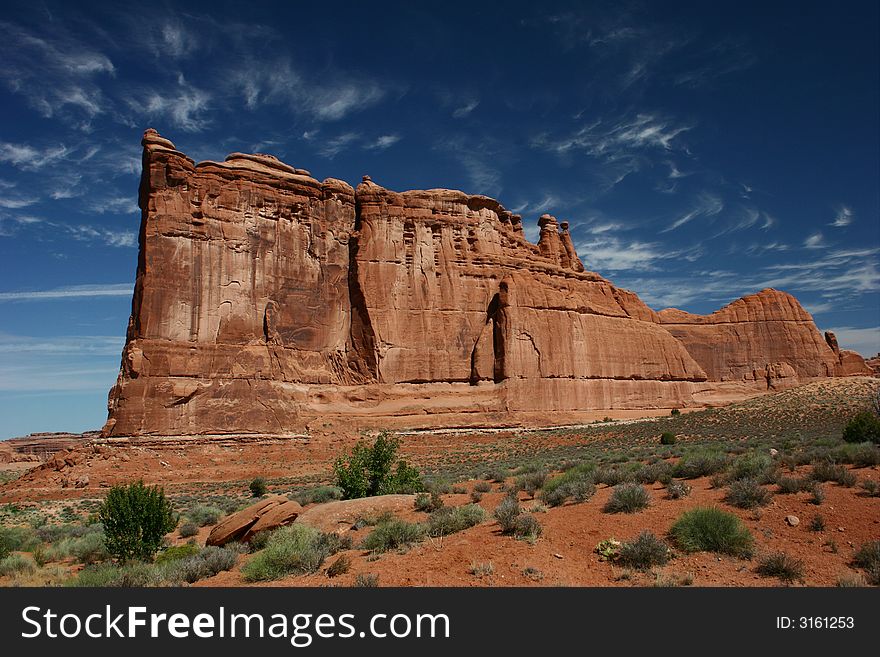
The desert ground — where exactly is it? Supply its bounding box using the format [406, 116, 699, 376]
[1, 376, 878, 587]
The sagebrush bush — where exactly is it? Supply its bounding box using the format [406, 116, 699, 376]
[473, 481, 492, 493]
[510, 471, 548, 497]
[618, 531, 671, 570]
[414, 491, 444, 513]
[178, 521, 199, 538]
[673, 450, 728, 479]
[326, 554, 351, 578]
[756, 552, 805, 584]
[99, 481, 176, 562]
[842, 411, 880, 445]
[426, 504, 485, 537]
[354, 573, 379, 587]
[360, 519, 425, 553]
[860, 479, 880, 497]
[0, 553, 36, 576]
[669, 507, 754, 558]
[334, 432, 423, 499]
[242, 525, 340, 581]
[725, 478, 772, 509]
[853, 540, 880, 585]
[249, 477, 268, 497]
[660, 432, 676, 445]
[185, 505, 223, 527]
[809, 514, 826, 532]
[155, 543, 200, 564]
[512, 513, 542, 542]
[603, 483, 650, 514]
[728, 452, 774, 483]
[811, 461, 856, 486]
[163, 546, 239, 584]
[293, 486, 343, 506]
[665, 481, 691, 499]
[776, 477, 810, 494]
[493, 496, 522, 534]
[0, 526, 39, 559]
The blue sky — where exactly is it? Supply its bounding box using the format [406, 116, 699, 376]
[0, 0, 877, 439]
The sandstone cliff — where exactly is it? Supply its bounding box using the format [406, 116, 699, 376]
[102, 130, 868, 436]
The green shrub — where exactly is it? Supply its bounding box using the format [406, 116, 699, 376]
[69, 562, 156, 587]
[510, 470, 548, 497]
[512, 513, 542, 542]
[673, 450, 728, 479]
[853, 540, 880, 573]
[326, 554, 351, 578]
[756, 552, 805, 584]
[811, 461, 856, 486]
[660, 432, 676, 445]
[0, 553, 36, 576]
[808, 514, 826, 532]
[776, 477, 810, 494]
[162, 546, 239, 584]
[426, 504, 485, 537]
[99, 481, 176, 562]
[155, 543, 200, 564]
[473, 481, 492, 493]
[333, 432, 423, 499]
[669, 507, 755, 558]
[665, 481, 691, 499]
[809, 482, 826, 505]
[354, 573, 379, 587]
[860, 479, 880, 497]
[842, 411, 880, 445]
[249, 477, 268, 498]
[293, 486, 344, 505]
[603, 483, 650, 514]
[185, 505, 223, 527]
[618, 531, 671, 570]
[242, 525, 339, 581]
[414, 491, 444, 513]
[829, 442, 880, 467]
[0, 526, 39, 558]
[178, 522, 199, 538]
[725, 478, 772, 509]
[670, 408, 681, 417]
[635, 461, 674, 484]
[360, 519, 425, 553]
[493, 496, 522, 534]
[728, 452, 773, 483]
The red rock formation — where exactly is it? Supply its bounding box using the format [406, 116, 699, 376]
[102, 130, 870, 436]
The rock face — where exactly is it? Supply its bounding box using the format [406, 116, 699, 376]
[102, 130, 869, 436]
[206, 495, 302, 546]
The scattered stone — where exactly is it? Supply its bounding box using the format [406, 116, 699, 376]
[785, 515, 800, 527]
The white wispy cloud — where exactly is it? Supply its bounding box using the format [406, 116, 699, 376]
[830, 205, 853, 227]
[661, 191, 723, 232]
[575, 234, 698, 272]
[314, 132, 361, 158]
[0, 284, 133, 302]
[364, 134, 401, 150]
[229, 58, 392, 123]
[452, 99, 479, 118]
[0, 142, 71, 170]
[130, 75, 212, 132]
[804, 232, 826, 249]
[534, 113, 692, 157]
[0, 196, 38, 209]
[0, 21, 113, 127]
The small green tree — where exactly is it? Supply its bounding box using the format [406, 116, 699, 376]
[249, 477, 268, 497]
[333, 432, 423, 499]
[842, 411, 880, 445]
[660, 432, 677, 445]
[99, 481, 176, 562]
